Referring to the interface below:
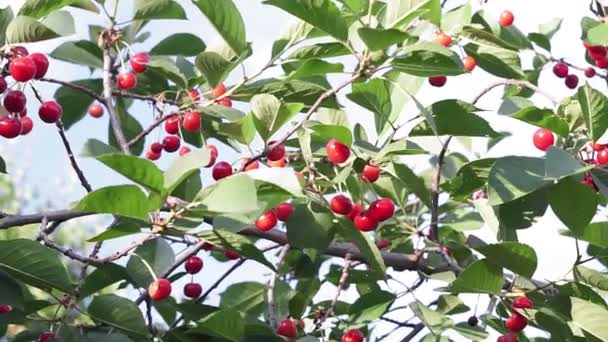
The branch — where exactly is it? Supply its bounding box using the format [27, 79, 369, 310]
[126, 113, 177, 147]
[113, 90, 179, 106]
[267, 245, 290, 328]
[548, 55, 608, 80]
[0, 209, 91, 229]
[39, 78, 105, 104]
[472, 79, 558, 106]
[325, 253, 352, 319]
[400, 323, 425, 342]
[56, 121, 93, 193]
[429, 136, 452, 242]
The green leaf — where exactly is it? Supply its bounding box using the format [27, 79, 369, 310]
[460, 26, 518, 51]
[333, 219, 386, 274]
[200, 229, 275, 270]
[447, 158, 495, 199]
[447, 259, 503, 294]
[146, 57, 188, 89]
[385, 162, 431, 208]
[0, 6, 14, 46]
[566, 222, 608, 248]
[108, 105, 145, 156]
[220, 282, 266, 316]
[80, 263, 132, 297]
[392, 43, 464, 76]
[5, 15, 60, 43]
[126, 238, 175, 288]
[545, 147, 588, 179]
[475, 242, 537, 278]
[251, 94, 303, 141]
[192, 0, 247, 55]
[441, 4, 471, 34]
[287, 42, 350, 60]
[196, 174, 259, 214]
[549, 177, 598, 231]
[510, 107, 569, 138]
[164, 148, 210, 193]
[55, 79, 102, 130]
[0, 156, 6, 174]
[134, 0, 186, 20]
[587, 23, 608, 46]
[571, 297, 608, 341]
[150, 33, 206, 56]
[81, 138, 118, 157]
[0, 239, 72, 292]
[18, 0, 82, 18]
[578, 84, 608, 142]
[41, 10, 75, 36]
[97, 154, 164, 193]
[496, 188, 548, 231]
[289, 278, 321, 318]
[575, 266, 608, 291]
[263, 0, 349, 41]
[192, 309, 244, 342]
[411, 100, 499, 138]
[349, 291, 395, 323]
[357, 27, 409, 51]
[309, 123, 353, 146]
[488, 156, 550, 205]
[436, 295, 469, 315]
[195, 51, 233, 88]
[410, 301, 453, 334]
[50, 40, 103, 69]
[286, 202, 333, 250]
[219, 114, 256, 144]
[233, 78, 338, 108]
[384, 0, 441, 28]
[88, 294, 149, 338]
[75, 185, 150, 221]
[0, 271, 26, 310]
[347, 79, 392, 135]
[284, 59, 343, 80]
[87, 221, 141, 242]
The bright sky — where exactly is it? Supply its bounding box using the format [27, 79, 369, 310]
[0, 0, 601, 340]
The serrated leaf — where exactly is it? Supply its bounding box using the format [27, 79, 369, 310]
[349, 291, 395, 323]
[97, 154, 164, 193]
[81, 138, 118, 157]
[488, 156, 550, 205]
[41, 10, 74, 36]
[411, 100, 499, 138]
[220, 282, 266, 316]
[0, 6, 14, 46]
[164, 148, 210, 193]
[150, 33, 206, 56]
[146, 57, 188, 89]
[191, 309, 244, 342]
[463, 42, 524, 80]
[571, 297, 608, 341]
[192, 0, 247, 55]
[475, 242, 537, 278]
[575, 266, 608, 291]
[75, 185, 150, 221]
[196, 173, 259, 214]
[347, 79, 392, 135]
[134, 0, 186, 20]
[18, 0, 81, 19]
[410, 301, 453, 334]
[195, 51, 232, 88]
[6, 15, 60, 43]
[87, 221, 142, 242]
[251, 94, 303, 141]
[510, 107, 569, 138]
[286, 202, 333, 251]
[126, 238, 175, 288]
[566, 222, 608, 248]
[287, 42, 350, 60]
[392, 42, 464, 76]
[357, 27, 409, 50]
[549, 177, 597, 231]
[88, 294, 149, 338]
[80, 263, 132, 297]
[333, 219, 386, 274]
[578, 84, 608, 142]
[447, 259, 503, 294]
[51, 40, 103, 68]
[284, 59, 343, 80]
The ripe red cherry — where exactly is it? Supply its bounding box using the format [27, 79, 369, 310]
[184, 256, 203, 274]
[269, 158, 286, 168]
[146, 149, 161, 161]
[497, 334, 519, 342]
[243, 159, 260, 171]
[4, 90, 27, 113]
[511, 297, 533, 309]
[29, 53, 49, 79]
[330, 195, 353, 215]
[347, 203, 363, 221]
[255, 211, 278, 231]
[37, 332, 57, 342]
[212, 84, 227, 98]
[148, 278, 172, 301]
[129, 52, 150, 73]
[189, 88, 200, 101]
[117, 71, 137, 89]
[435, 32, 452, 47]
[267, 142, 286, 161]
[276, 319, 297, 338]
[0, 117, 22, 138]
[532, 128, 554, 151]
[505, 313, 527, 332]
[202, 242, 215, 251]
[499, 10, 514, 27]
[88, 103, 104, 118]
[367, 198, 395, 222]
[39, 101, 63, 123]
[585, 67, 597, 78]
[182, 111, 201, 132]
[223, 249, 240, 260]
[218, 97, 232, 107]
[552, 63, 568, 78]
[274, 202, 294, 221]
[463, 56, 476, 72]
[18, 109, 27, 117]
[184, 283, 202, 298]
[588, 46, 607, 60]
[164, 115, 180, 134]
[326, 139, 350, 164]
[362, 163, 381, 183]
[150, 142, 163, 153]
[212, 161, 233, 180]
[9, 56, 37, 82]
[565, 74, 579, 89]
[162, 135, 181, 152]
[0, 77, 6, 94]
[595, 58, 608, 69]
[0, 304, 12, 314]
[179, 146, 191, 156]
[342, 328, 365, 342]
[429, 76, 447, 87]
[354, 213, 378, 232]
[206, 145, 218, 167]
[11, 46, 29, 57]
[597, 150, 608, 165]
[375, 239, 391, 249]
[20, 116, 33, 135]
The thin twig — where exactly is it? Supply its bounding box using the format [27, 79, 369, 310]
[127, 113, 177, 147]
[400, 323, 425, 342]
[324, 254, 353, 320]
[55, 121, 93, 193]
[39, 78, 105, 104]
[267, 244, 290, 328]
[429, 136, 452, 242]
[472, 79, 558, 106]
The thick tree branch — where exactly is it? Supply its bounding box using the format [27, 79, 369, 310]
[429, 137, 453, 242]
[0, 210, 91, 229]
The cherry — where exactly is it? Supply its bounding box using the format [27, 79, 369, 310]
[375, 239, 391, 249]
[441, 246, 451, 255]
[429, 76, 447, 87]
[212, 161, 233, 180]
[367, 198, 395, 222]
[362, 163, 380, 183]
[585, 67, 597, 78]
[552, 63, 568, 78]
[255, 211, 278, 231]
[185, 256, 203, 274]
[146, 149, 161, 161]
[435, 32, 452, 47]
[330, 195, 353, 215]
[342, 328, 365, 342]
[497, 334, 519, 342]
[162, 135, 181, 152]
[39, 101, 63, 123]
[164, 115, 180, 134]
[276, 319, 297, 338]
[129, 52, 150, 73]
[117, 71, 137, 90]
[583, 173, 598, 191]
[267, 142, 286, 161]
[505, 313, 527, 332]
[11, 46, 29, 57]
[0, 117, 22, 138]
[9, 56, 37, 82]
[463, 56, 476, 72]
[499, 10, 514, 27]
[511, 297, 533, 309]
[20, 116, 33, 135]
[18, 109, 27, 117]
[183, 283, 202, 298]
[150, 142, 163, 153]
[354, 213, 378, 232]
[565, 74, 579, 89]
[597, 150, 608, 165]
[269, 158, 287, 167]
[212, 84, 227, 98]
[274, 202, 294, 221]
[218, 97, 232, 107]
[0, 304, 12, 314]
[182, 111, 201, 132]
[0, 77, 7, 94]
[37, 332, 57, 342]
[4, 90, 27, 113]
[179, 146, 191, 156]
[88, 103, 104, 118]
[326, 139, 350, 164]
[347, 203, 363, 221]
[595, 58, 608, 69]
[223, 249, 240, 260]
[206, 145, 218, 167]
[243, 159, 260, 171]
[467, 316, 479, 327]
[588, 46, 606, 60]
[29, 53, 49, 79]
[189, 88, 200, 101]
[148, 278, 172, 301]
[202, 242, 215, 251]
[532, 128, 554, 151]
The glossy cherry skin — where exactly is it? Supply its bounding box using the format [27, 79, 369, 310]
[38, 101, 63, 123]
[256, 211, 278, 231]
[463, 56, 476, 72]
[162, 135, 181, 152]
[0, 117, 22, 138]
[326, 139, 350, 164]
[223, 249, 240, 260]
[585, 67, 597, 78]
[37, 332, 57, 342]
[117, 71, 137, 90]
[179, 146, 191, 156]
[435, 32, 452, 47]
[185, 256, 203, 274]
[182, 111, 201, 132]
[212, 161, 233, 180]
[88, 103, 104, 118]
[497, 334, 519, 342]
[342, 328, 365, 342]
[505, 313, 527, 332]
[11, 46, 29, 57]
[354, 214, 378, 232]
[206, 145, 218, 167]
[146, 149, 161, 161]
[0, 77, 6, 94]
[429, 76, 447, 87]
[330, 195, 353, 215]
[29, 53, 49, 79]
[597, 150, 608, 165]
[189, 88, 200, 101]
[0, 304, 12, 314]
[4, 90, 27, 113]
[9, 56, 37, 82]
[511, 297, 533, 309]
[184, 283, 202, 298]
[243, 159, 260, 171]
[148, 278, 172, 301]
[267, 142, 286, 161]
[164, 115, 180, 135]
[499, 10, 515, 27]
[150, 142, 163, 153]
[532, 128, 554, 151]
[596, 58, 608, 69]
[552, 63, 568, 78]
[130, 52, 150, 73]
[588, 46, 607, 60]
[367, 198, 395, 222]
[274, 202, 294, 221]
[565, 74, 579, 89]
[218, 97, 232, 107]
[212, 84, 227, 98]
[362, 163, 380, 183]
[276, 319, 297, 338]
[347, 203, 363, 221]
[20, 116, 33, 135]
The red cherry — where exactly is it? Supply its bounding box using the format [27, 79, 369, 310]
[164, 115, 180, 135]
[326, 139, 350, 164]
[11, 46, 29, 57]
[499, 10, 514, 27]
[267, 142, 286, 161]
[585, 67, 597, 78]
[429, 76, 447, 87]
[463, 56, 476, 72]
[505, 313, 527, 332]
[595, 58, 608, 69]
[274, 202, 294, 221]
[38, 101, 63, 123]
[497, 334, 519, 342]
[189, 88, 200, 101]
[212, 161, 233, 180]
[117, 71, 137, 90]
[582, 173, 598, 191]
[435, 32, 452, 47]
[212, 84, 227, 98]
[276, 319, 297, 338]
[148, 278, 172, 301]
[565, 74, 579, 89]
[146, 149, 161, 160]
[0, 77, 6, 94]
[597, 150, 608, 165]
[179, 146, 191, 156]
[0, 117, 22, 138]
[162, 135, 181, 152]
[29, 53, 49, 79]
[552, 63, 568, 78]
[150, 142, 163, 153]
[532, 128, 554, 151]
[255, 211, 278, 231]
[243, 159, 260, 171]
[347, 203, 363, 221]
[441, 246, 451, 255]
[354, 213, 378, 232]
[202, 242, 215, 251]
[0, 304, 12, 314]
[330, 195, 353, 215]
[223, 249, 240, 260]
[206, 145, 218, 167]
[183, 283, 202, 298]
[4, 90, 27, 113]
[88, 103, 104, 118]
[362, 163, 381, 183]
[9, 56, 37, 82]
[342, 328, 365, 342]
[37, 332, 57, 342]
[593, 142, 605, 151]
[269, 158, 287, 167]
[511, 297, 533, 309]
[18, 109, 27, 117]
[129, 52, 150, 73]
[182, 111, 201, 132]
[375, 239, 391, 249]
[20, 116, 33, 135]
[367, 198, 395, 222]
[218, 97, 232, 107]
[184, 256, 203, 274]
[588, 46, 607, 60]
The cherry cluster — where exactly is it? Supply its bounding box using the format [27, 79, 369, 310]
[496, 296, 533, 342]
[276, 317, 364, 342]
